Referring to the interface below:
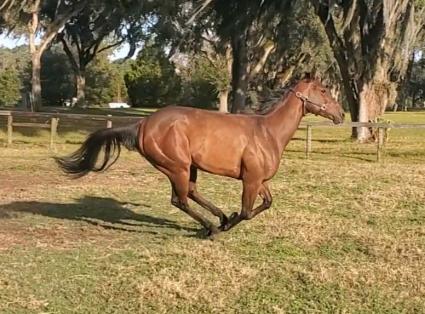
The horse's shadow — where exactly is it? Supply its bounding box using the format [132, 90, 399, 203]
[0, 196, 198, 235]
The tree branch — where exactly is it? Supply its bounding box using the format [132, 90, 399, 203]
[97, 38, 126, 54]
[249, 42, 275, 79]
[341, 0, 357, 33]
[58, 33, 79, 72]
[38, 1, 87, 54]
[186, 0, 214, 26]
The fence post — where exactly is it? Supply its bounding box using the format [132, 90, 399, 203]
[7, 113, 13, 146]
[106, 115, 112, 128]
[376, 127, 385, 162]
[50, 117, 59, 150]
[306, 124, 312, 158]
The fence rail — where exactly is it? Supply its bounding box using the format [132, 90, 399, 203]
[1, 110, 425, 161]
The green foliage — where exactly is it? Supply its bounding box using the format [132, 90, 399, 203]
[41, 48, 75, 106]
[109, 61, 129, 103]
[0, 46, 30, 106]
[0, 45, 30, 106]
[85, 54, 126, 106]
[124, 46, 181, 107]
[0, 68, 21, 106]
[415, 0, 425, 8]
[193, 55, 230, 93]
[179, 55, 229, 109]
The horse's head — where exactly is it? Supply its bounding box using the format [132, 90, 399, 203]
[293, 78, 345, 124]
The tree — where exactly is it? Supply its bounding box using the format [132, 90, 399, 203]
[311, 0, 425, 141]
[0, 45, 31, 106]
[57, 0, 149, 106]
[40, 47, 75, 106]
[0, 68, 21, 106]
[1, 0, 87, 111]
[175, 54, 226, 109]
[212, 0, 293, 113]
[158, 0, 295, 112]
[400, 47, 425, 109]
[151, 0, 232, 111]
[84, 54, 127, 106]
[194, 51, 232, 111]
[125, 46, 181, 107]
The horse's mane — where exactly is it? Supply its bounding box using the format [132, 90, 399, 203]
[254, 79, 304, 115]
[254, 88, 290, 115]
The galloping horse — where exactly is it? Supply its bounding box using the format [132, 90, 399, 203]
[56, 78, 344, 237]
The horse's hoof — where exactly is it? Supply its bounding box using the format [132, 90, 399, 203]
[220, 215, 229, 226]
[219, 215, 229, 230]
[206, 227, 220, 240]
[229, 212, 238, 220]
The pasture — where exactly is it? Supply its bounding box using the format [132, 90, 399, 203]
[0, 111, 424, 313]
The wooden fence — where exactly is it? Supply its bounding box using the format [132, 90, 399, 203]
[1, 110, 425, 161]
[302, 121, 425, 162]
[0, 111, 139, 150]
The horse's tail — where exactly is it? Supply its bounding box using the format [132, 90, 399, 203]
[55, 122, 141, 178]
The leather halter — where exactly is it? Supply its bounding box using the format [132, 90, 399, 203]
[289, 88, 328, 116]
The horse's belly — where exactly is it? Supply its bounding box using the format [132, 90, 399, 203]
[191, 148, 242, 179]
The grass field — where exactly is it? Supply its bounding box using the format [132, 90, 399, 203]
[0, 111, 424, 313]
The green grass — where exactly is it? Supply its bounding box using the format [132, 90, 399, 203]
[0, 112, 424, 313]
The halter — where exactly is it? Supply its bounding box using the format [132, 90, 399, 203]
[289, 88, 328, 116]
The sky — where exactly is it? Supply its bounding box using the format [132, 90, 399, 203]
[0, 34, 135, 60]
[0, 34, 27, 48]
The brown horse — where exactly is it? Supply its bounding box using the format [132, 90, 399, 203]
[56, 78, 344, 237]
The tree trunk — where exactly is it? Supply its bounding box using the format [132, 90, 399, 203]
[26, 0, 86, 111]
[218, 89, 229, 112]
[230, 33, 249, 113]
[357, 84, 371, 142]
[393, 103, 399, 112]
[357, 75, 397, 142]
[411, 90, 416, 108]
[59, 36, 87, 107]
[30, 51, 42, 111]
[398, 51, 415, 109]
[75, 67, 86, 107]
[28, 1, 41, 112]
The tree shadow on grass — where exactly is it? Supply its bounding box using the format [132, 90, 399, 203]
[0, 196, 199, 235]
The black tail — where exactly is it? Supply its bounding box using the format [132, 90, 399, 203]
[55, 123, 140, 178]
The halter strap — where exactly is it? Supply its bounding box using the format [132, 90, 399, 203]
[289, 88, 328, 116]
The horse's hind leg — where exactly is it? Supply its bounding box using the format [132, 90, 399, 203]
[188, 167, 228, 227]
[170, 170, 220, 237]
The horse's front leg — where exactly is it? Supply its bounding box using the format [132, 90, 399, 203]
[221, 180, 266, 232]
[247, 183, 272, 218]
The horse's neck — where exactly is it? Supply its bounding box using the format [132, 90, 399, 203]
[263, 94, 304, 153]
